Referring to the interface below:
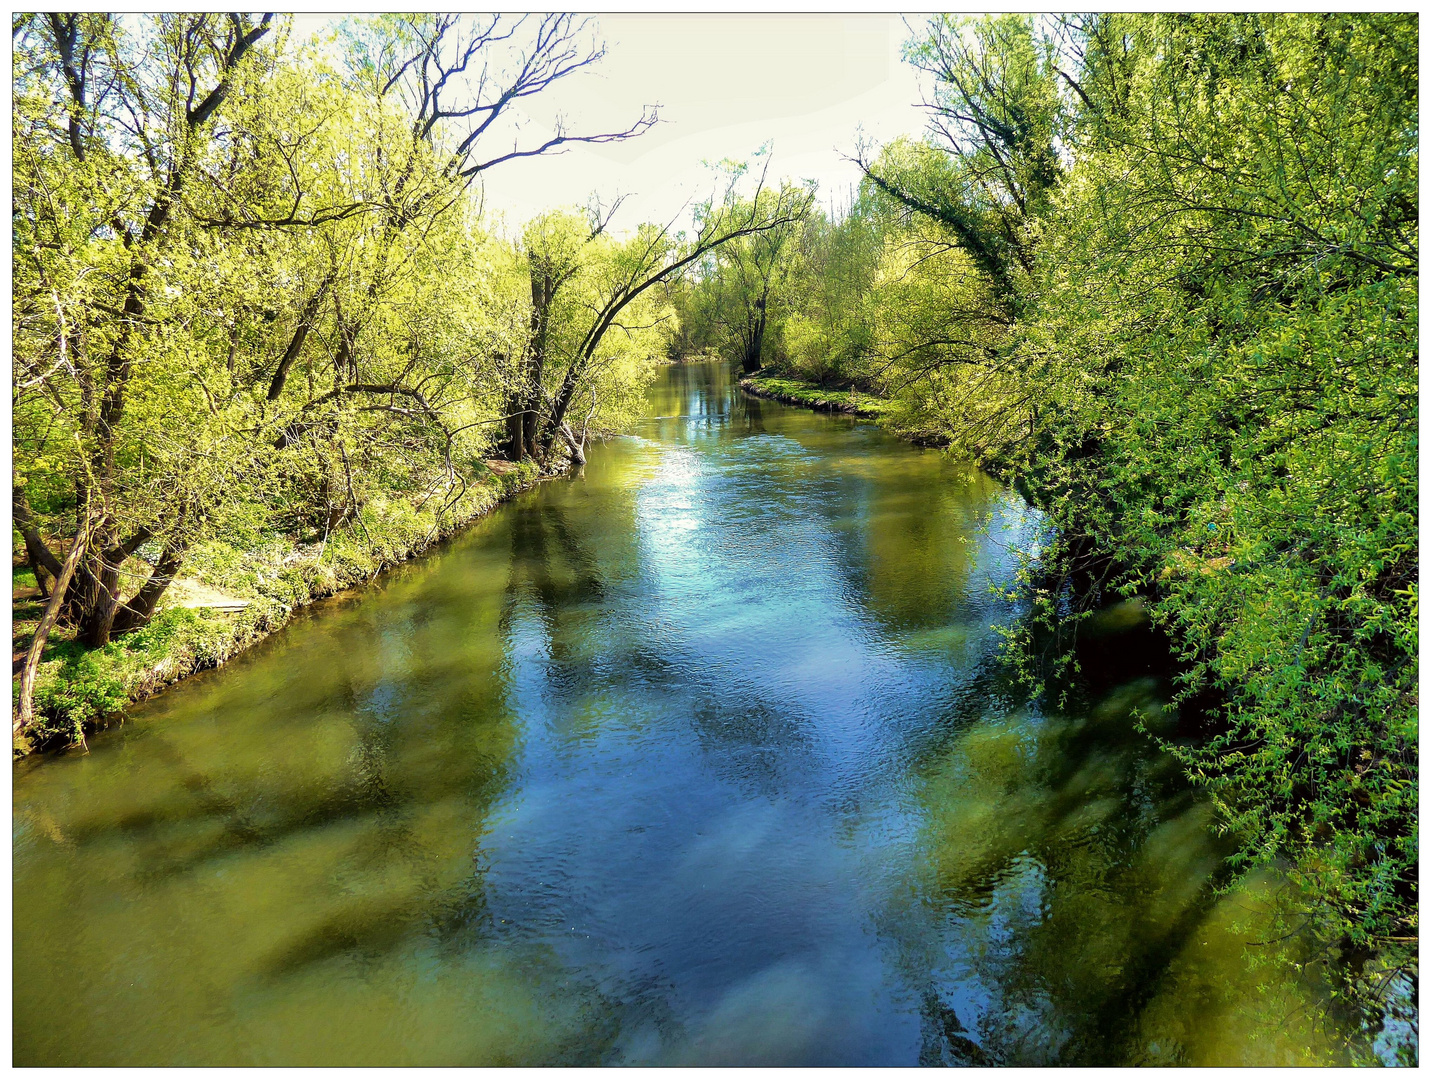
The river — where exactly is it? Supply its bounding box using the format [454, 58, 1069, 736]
[13, 360, 1370, 1065]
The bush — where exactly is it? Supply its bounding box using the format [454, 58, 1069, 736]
[32, 651, 127, 737]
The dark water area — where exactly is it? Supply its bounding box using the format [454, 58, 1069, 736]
[14, 361, 1365, 1065]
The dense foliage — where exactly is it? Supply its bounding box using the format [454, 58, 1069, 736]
[11, 13, 802, 743]
[1015, 15, 1418, 977]
[11, 8, 1416, 1046]
[704, 12, 1417, 1013]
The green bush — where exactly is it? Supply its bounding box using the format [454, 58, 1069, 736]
[33, 651, 127, 736]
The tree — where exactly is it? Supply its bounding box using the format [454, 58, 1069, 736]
[855, 14, 1065, 315]
[493, 167, 814, 465]
[544, 170, 813, 455]
[1025, 13, 1418, 964]
[13, 12, 281, 653]
[779, 201, 883, 386]
[698, 173, 811, 374]
[498, 206, 612, 464]
[11, 13, 657, 662]
[859, 11, 1418, 989]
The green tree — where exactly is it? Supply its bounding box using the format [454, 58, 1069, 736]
[779, 200, 883, 386]
[861, 11, 1417, 1003]
[13, 13, 282, 655]
[499, 168, 815, 464]
[1026, 13, 1418, 964]
[11, 13, 658, 734]
[694, 164, 813, 374]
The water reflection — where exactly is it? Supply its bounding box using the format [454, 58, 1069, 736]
[13, 361, 1361, 1065]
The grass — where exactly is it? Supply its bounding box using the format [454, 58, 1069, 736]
[739, 373, 892, 419]
[12, 459, 542, 755]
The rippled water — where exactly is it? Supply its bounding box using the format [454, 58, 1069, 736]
[14, 361, 1360, 1065]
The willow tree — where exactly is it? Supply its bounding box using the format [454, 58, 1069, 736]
[856, 14, 1066, 317]
[777, 201, 884, 387]
[11, 13, 658, 733]
[496, 168, 815, 465]
[258, 14, 660, 485]
[13, 12, 283, 656]
[860, 11, 1418, 997]
[676, 156, 815, 377]
[497, 207, 611, 464]
[1024, 13, 1418, 967]
[835, 15, 1065, 459]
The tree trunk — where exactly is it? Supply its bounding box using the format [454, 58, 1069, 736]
[66, 535, 107, 629]
[267, 274, 332, 401]
[740, 325, 766, 373]
[61, 515, 155, 636]
[504, 271, 555, 462]
[559, 421, 586, 467]
[499, 394, 526, 462]
[15, 511, 93, 738]
[540, 359, 585, 461]
[13, 496, 60, 600]
[521, 394, 541, 460]
[78, 548, 122, 647]
[110, 541, 186, 636]
[740, 296, 768, 374]
[25, 554, 51, 599]
[12, 489, 64, 581]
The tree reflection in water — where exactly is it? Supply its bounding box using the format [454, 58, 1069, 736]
[12, 361, 1370, 1066]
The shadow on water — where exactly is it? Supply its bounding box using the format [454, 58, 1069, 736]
[13, 360, 1370, 1066]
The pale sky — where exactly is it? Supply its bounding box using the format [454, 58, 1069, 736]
[290, 13, 936, 236]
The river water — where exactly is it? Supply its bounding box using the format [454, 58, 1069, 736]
[14, 361, 1365, 1065]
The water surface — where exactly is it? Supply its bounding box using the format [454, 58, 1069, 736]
[14, 361, 1356, 1065]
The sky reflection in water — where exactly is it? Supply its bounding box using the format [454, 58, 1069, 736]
[13, 361, 1354, 1065]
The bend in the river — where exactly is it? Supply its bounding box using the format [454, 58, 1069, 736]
[13, 361, 1369, 1066]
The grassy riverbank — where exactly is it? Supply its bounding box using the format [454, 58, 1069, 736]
[12, 460, 541, 756]
[741, 372, 963, 452]
[739, 373, 889, 420]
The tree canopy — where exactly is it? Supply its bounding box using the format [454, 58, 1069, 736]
[12, 13, 803, 731]
[709, 12, 1417, 1011]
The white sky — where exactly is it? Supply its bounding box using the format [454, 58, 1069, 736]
[290, 13, 936, 236]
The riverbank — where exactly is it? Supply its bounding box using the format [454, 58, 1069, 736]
[12, 458, 546, 757]
[740, 371, 958, 452]
[739, 373, 888, 420]
[743, 365, 1415, 1053]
